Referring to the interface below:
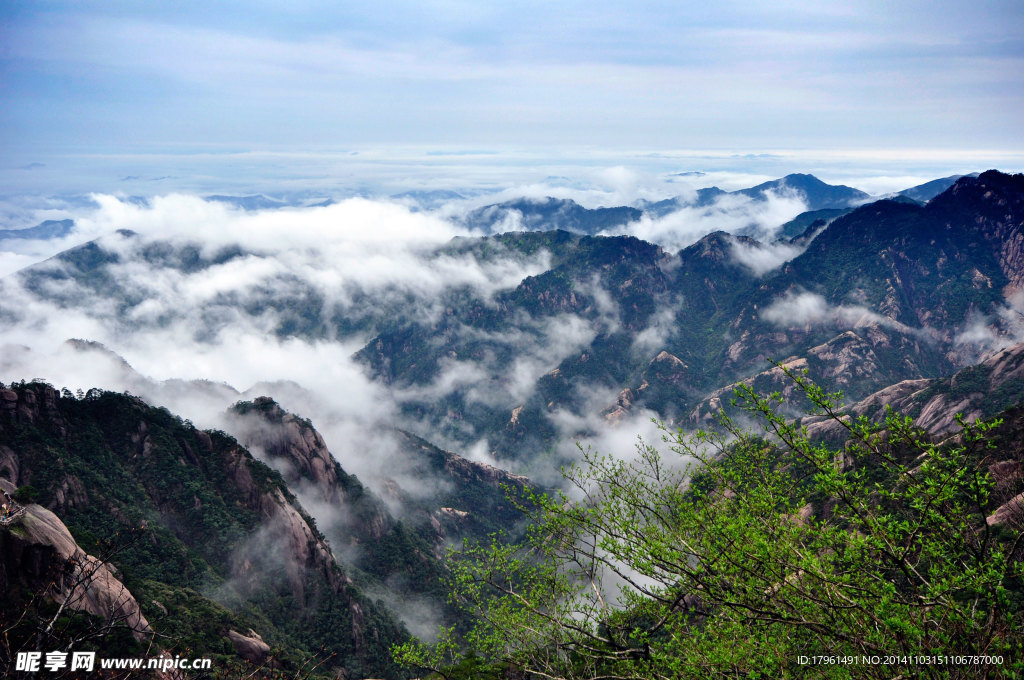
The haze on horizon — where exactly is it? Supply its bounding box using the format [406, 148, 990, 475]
[1, 0, 1023, 197]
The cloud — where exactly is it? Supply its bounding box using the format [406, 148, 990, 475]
[729, 238, 805, 276]
[0, 195, 560, 503]
[760, 291, 913, 332]
[630, 306, 678, 358]
[606, 189, 807, 252]
[954, 290, 1024, 359]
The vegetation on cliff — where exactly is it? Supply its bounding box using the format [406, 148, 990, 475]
[397, 370, 1024, 679]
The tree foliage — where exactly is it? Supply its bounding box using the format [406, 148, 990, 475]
[396, 369, 1024, 679]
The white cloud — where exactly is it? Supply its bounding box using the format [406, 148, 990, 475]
[0, 195, 561, 501]
[606, 189, 807, 252]
[760, 291, 913, 332]
[630, 306, 679, 358]
[954, 290, 1024, 359]
[729, 238, 804, 276]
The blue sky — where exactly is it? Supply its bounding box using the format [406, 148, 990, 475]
[2, 0, 1023, 193]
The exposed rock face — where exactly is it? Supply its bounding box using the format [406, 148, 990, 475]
[604, 387, 637, 424]
[394, 429, 529, 492]
[690, 318, 952, 426]
[0, 479, 151, 640]
[227, 629, 271, 665]
[690, 356, 809, 425]
[987, 493, 1024, 527]
[214, 439, 348, 604]
[239, 397, 342, 501]
[0, 384, 65, 434]
[229, 397, 394, 546]
[0, 444, 18, 483]
[391, 428, 531, 544]
[800, 341, 1024, 440]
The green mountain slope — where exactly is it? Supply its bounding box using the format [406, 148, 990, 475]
[0, 382, 409, 679]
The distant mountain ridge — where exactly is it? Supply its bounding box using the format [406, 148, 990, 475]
[0, 219, 74, 241]
[462, 196, 643, 235]
[735, 172, 869, 209]
[465, 173, 871, 234]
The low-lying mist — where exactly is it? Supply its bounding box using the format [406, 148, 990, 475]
[0, 186, 812, 501]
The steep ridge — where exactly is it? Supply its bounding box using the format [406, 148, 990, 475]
[0, 382, 408, 679]
[227, 396, 530, 551]
[226, 397, 532, 643]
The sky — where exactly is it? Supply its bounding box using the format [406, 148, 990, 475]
[1, 1, 1023, 195]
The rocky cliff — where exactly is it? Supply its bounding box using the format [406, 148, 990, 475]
[0, 382, 409, 679]
[0, 479, 151, 642]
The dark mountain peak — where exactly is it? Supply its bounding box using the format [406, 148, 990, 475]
[65, 338, 135, 371]
[575, 232, 665, 263]
[778, 172, 828, 187]
[507, 195, 572, 208]
[897, 174, 975, 203]
[736, 174, 869, 210]
[674, 231, 762, 277]
[239, 394, 286, 417]
[936, 169, 1024, 197]
[924, 169, 1024, 220]
[798, 198, 924, 255]
[683, 230, 737, 259]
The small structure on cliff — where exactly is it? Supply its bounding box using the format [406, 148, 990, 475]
[0, 488, 25, 526]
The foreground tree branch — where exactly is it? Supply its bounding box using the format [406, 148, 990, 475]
[395, 369, 1024, 680]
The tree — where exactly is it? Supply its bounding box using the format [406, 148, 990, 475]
[395, 368, 1024, 679]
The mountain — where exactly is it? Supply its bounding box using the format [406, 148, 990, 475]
[638, 174, 868, 221]
[2, 169, 1024, 676]
[390, 189, 466, 210]
[0, 477, 152, 643]
[799, 340, 1024, 441]
[5, 171, 1022, 471]
[363, 172, 1024, 460]
[204, 194, 337, 210]
[227, 397, 529, 608]
[777, 207, 853, 240]
[0, 382, 410, 678]
[0, 219, 74, 241]
[635, 186, 728, 217]
[897, 173, 978, 203]
[205, 194, 289, 210]
[733, 173, 869, 210]
[463, 196, 642, 235]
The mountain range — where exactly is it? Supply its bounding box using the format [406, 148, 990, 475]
[2, 169, 1023, 678]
